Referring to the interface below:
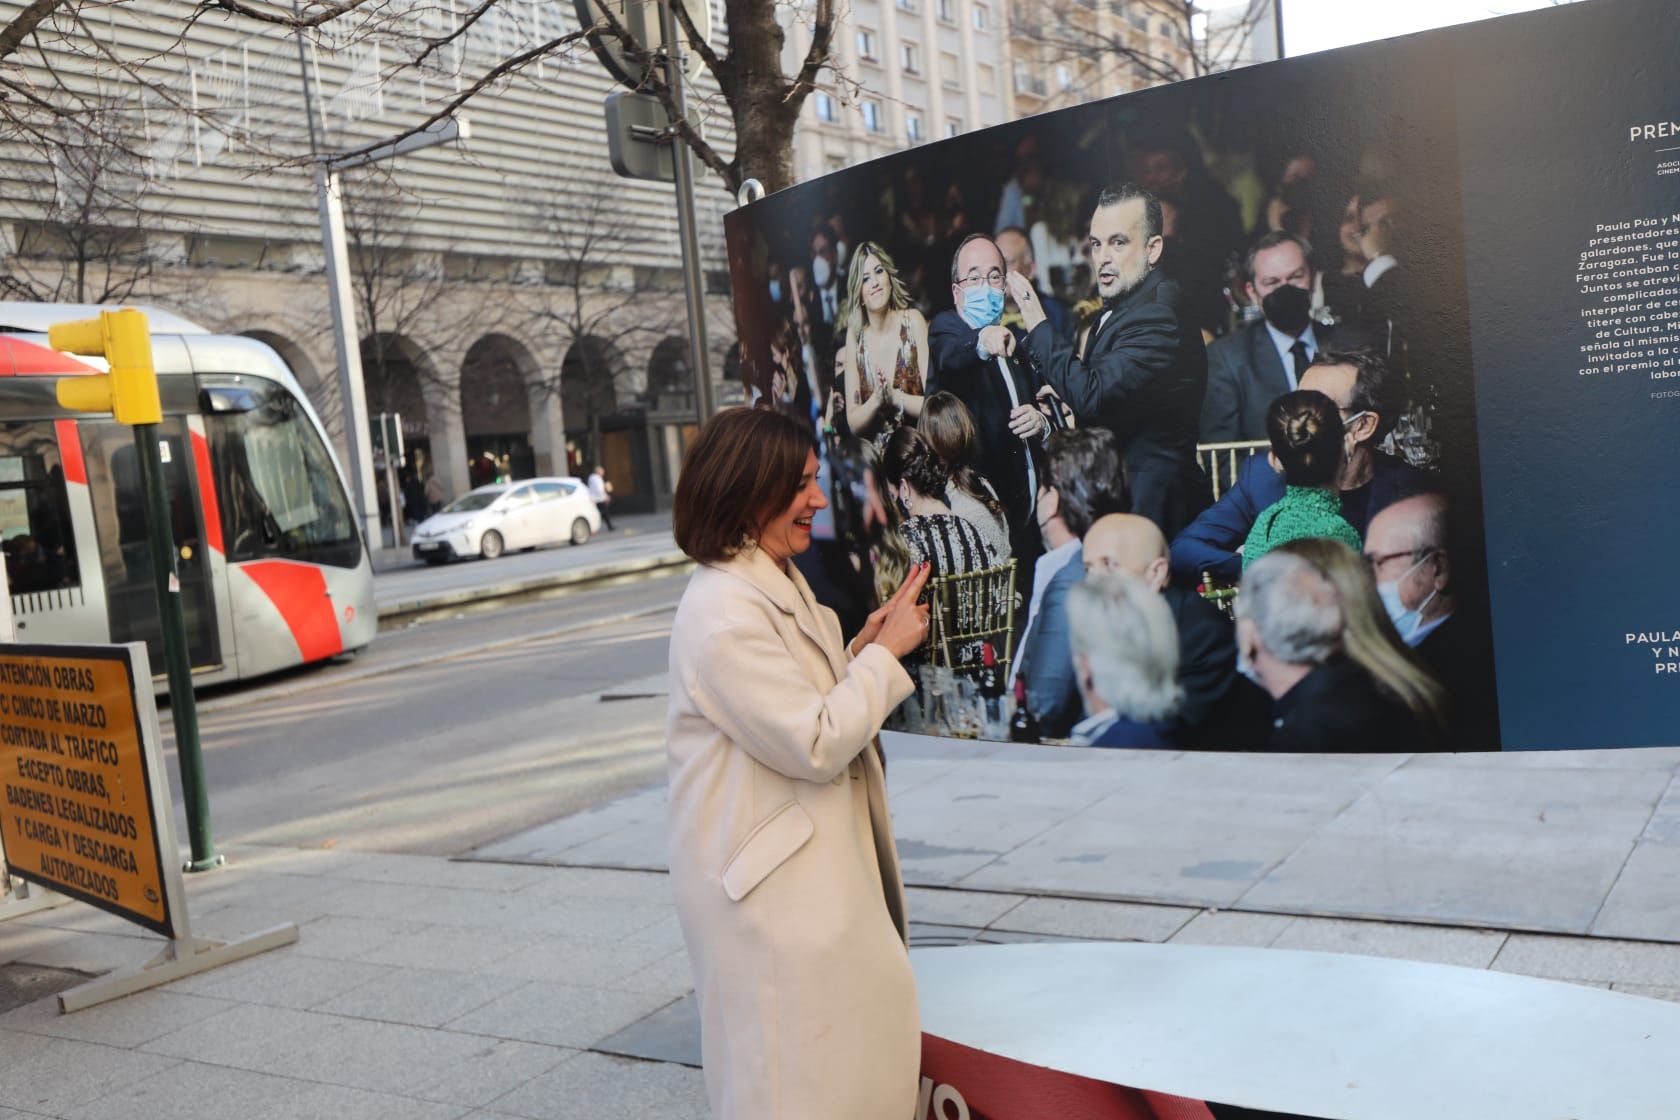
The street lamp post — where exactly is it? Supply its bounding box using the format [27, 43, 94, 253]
[292, 22, 468, 552]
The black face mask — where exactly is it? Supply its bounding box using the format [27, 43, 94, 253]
[1260, 282, 1313, 336]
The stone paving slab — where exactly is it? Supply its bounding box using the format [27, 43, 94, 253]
[1591, 775, 1680, 940]
[58, 1058, 472, 1120]
[955, 751, 1399, 906]
[1239, 762, 1668, 932]
[484, 1051, 708, 1120]
[1491, 934, 1680, 988]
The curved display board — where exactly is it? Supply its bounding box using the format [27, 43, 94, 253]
[722, 0, 1680, 752]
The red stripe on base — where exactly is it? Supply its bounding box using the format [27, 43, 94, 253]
[920, 1034, 1218, 1120]
[53, 420, 86, 485]
[190, 430, 224, 554]
[239, 561, 342, 663]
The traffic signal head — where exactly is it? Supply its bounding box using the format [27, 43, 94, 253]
[49, 308, 163, 426]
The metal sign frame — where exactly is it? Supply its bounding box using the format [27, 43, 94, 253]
[0, 640, 298, 1012]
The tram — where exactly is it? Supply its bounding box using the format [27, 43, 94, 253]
[0, 303, 377, 687]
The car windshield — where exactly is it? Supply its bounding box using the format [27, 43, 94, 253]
[443, 489, 505, 513]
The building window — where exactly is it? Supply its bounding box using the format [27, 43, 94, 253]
[977, 62, 995, 93]
[827, 154, 848, 173]
[900, 41, 920, 74]
[946, 117, 962, 138]
[940, 51, 960, 88]
[907, 112, 924, 142]
[1057, 64, 1073, 90]
[814, 92, 838, 123]
[862, 100, 883, 132]
[857, 29, 877, 60]
[938, 0, 955, 22]
[896, 0, 918, 10]
[972, 2, 988, 30]
[1013, 62, 1046, 96]
[1127, 8, 1147, 31]
[1159, 20, 1174, 38]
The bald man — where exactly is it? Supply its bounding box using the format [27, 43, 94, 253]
[1364, 493, 1491, 749]
[1081, 514, 1268, 749]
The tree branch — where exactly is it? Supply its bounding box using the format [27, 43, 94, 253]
[0, 0, 64, 62]
[196, 0, 383, 29]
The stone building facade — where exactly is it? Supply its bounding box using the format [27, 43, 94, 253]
[0, 0, 741, 516]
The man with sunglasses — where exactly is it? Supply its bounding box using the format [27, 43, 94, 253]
[1169, 348, 1435, 584]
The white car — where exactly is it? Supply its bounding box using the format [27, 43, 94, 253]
[410, 477, 602, 564]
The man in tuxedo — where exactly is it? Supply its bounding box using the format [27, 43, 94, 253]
[1008, 184, 1209, 539]
[927, 233, 1053, 550]
[1170, 348, 1435, 584]
[801, 224, 843, 350]
[1083, 513, 1269, 749]
[1202, 231, 1359, 445]
[1015, 429, 1128, 740]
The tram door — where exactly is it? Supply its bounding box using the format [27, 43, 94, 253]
[82, 419, 222, 672]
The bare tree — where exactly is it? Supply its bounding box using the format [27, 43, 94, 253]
[1, 106, 164, 304]
[516, 184, 679, 469]
[1008, 0, 1271, 104]
[181, 0, 837, 195]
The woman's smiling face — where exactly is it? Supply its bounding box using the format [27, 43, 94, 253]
[756, 449, 825, 564]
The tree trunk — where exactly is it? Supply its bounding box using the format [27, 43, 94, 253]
[721, 0, 802, 195]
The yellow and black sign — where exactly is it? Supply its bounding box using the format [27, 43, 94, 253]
[0, 644, 172, 936]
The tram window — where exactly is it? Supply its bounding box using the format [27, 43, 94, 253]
[207, 384, 361, 568]
[0, 423, 81, 594]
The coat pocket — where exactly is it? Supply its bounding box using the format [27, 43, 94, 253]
[721, 801, 814, 902]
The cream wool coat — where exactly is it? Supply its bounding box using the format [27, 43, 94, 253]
[666, 545, 921, 1120]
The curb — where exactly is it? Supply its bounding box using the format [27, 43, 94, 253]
[375, 550, 693, 624]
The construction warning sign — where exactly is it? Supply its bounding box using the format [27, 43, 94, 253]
[0, 644, 172, 936]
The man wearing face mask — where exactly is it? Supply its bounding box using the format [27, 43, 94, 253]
[1201, 232, 1364, 449]
[927, 233, 1053, 553]
[1169, 348, 1435, 585]
[1363, 492, 1496, 750]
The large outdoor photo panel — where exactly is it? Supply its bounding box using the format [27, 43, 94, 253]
[722, 0, 1679, 752]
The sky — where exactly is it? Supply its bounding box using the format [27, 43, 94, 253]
[1201, 0, 1575, 57]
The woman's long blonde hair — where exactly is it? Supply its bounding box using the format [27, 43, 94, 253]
[842, 241, 913, 345]
[1277, 537, 1449, 746]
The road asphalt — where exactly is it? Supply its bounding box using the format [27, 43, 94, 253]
[4, 524, 1680, 1117]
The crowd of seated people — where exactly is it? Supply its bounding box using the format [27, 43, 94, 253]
[748, 128, 1478, 751]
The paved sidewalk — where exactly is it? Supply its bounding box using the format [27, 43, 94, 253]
[6, 737, 1680, 1117]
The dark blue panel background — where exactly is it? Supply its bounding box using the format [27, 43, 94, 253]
[1453, 0, 1680, 748]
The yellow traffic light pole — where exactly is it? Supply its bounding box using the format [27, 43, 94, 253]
[50, 309, 222, 872]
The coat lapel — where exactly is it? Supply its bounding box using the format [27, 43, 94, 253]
[716, 546, 848, 683]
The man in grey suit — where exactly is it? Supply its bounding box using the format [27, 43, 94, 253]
[1201, 231, 1358, 445]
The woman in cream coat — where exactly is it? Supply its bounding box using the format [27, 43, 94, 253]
[667, 407, 932, 1120]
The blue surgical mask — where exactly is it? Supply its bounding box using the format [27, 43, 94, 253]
[1377, 554, 1437, 645]
[961, 285, 1004, 329]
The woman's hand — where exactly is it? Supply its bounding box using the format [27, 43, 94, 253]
[875, 564, 934, 659]
[851, 562, 930, 658]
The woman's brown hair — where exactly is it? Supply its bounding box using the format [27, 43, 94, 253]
[1277, 537, 1448, 746]
[673, 407, 816, 563]
[921, 391, 1006, 523]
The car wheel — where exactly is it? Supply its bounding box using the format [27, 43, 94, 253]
[570, 518, 592, 546]
[480, 529, 505, 560]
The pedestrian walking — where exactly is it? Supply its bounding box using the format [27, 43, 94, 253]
[586, 464, 615, 530]
[423, 471, 444, 517]
[666, 407, 932, 1120]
